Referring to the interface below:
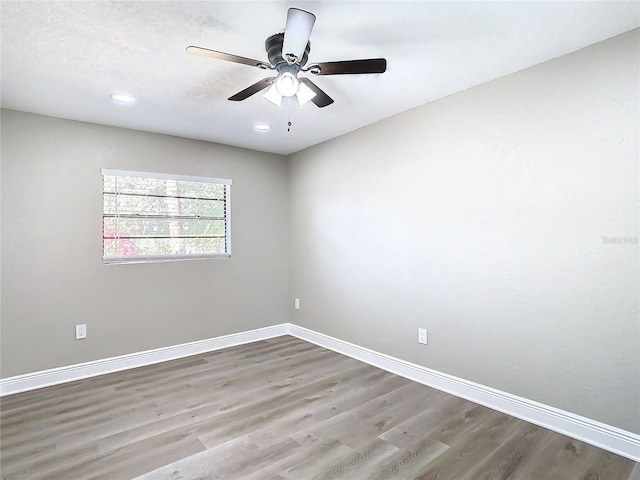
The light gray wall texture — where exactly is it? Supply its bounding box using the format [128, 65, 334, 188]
[1, 30, 638, 435]
[289, 30, 639, 434]
[1, 110, 289, 377]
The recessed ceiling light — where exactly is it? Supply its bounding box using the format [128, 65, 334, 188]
[254, 123, 271, 132]
[110, 93, 136, 104]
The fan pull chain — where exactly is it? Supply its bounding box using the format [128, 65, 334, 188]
[287, 99, 292, 132]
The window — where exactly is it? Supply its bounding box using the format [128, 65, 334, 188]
[102, 169, 231, 264]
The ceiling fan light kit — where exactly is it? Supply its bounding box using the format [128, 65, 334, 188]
[186, 7, 387, 110]
[263, 81, 317, 108]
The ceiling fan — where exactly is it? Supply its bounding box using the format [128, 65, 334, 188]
[186, 8, 387, 108]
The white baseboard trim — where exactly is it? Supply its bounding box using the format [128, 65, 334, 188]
[287, 324, 640, 462]
[1, 322, 638, 461]
[0, 324, 288, 397]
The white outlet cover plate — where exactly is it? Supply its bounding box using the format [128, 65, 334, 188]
[418, 328, 427, 344]
[76, 324, 87, 340]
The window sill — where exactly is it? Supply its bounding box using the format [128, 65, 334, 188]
[102, 254, 231, 265]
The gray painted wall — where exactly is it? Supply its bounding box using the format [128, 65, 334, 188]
[288, 30, 639, 433]
[1, 110, 289, 377]
[1, 30, 637, 435]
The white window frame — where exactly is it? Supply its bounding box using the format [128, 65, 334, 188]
[102, 169, 232, 265]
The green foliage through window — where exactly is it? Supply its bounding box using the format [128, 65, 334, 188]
[102, 170, 231, 263]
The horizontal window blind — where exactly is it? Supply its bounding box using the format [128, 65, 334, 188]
[102, 169, 231, 264]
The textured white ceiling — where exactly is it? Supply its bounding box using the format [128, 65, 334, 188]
[1, 1, 639, 155]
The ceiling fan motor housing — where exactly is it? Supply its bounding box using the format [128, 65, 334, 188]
[266, 33, 310, 67]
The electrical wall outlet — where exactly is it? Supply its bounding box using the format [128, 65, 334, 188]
[294, 298, 300, 310]
[75, 324, 87, 340]
[418, 328, 427, 345]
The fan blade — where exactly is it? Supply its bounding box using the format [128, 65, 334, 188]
[228, 78, 274, 101]
[186, 46, 267, 68]
[299, 78, 334, 108]
[282, 8, 316, 63]
[308, 58, 387, 75]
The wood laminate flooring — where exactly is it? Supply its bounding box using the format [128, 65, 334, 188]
[1, 336, 638, 479]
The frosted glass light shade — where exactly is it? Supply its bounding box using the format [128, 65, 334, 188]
[263, 85, 282, 107]
[296, 82, 316, 106]
[275, 72, 299, 97]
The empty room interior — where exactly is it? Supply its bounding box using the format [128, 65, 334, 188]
[1, 1, 639, 479]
